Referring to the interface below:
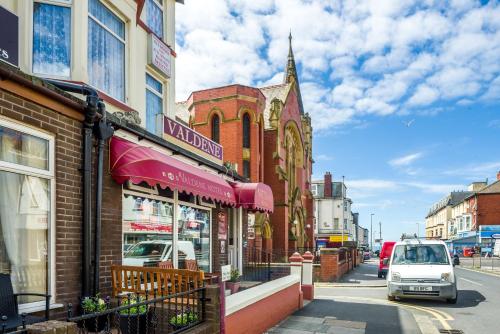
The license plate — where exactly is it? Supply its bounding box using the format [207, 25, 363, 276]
[409, 286, 432, 292]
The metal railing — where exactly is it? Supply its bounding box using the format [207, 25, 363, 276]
[1, 319, 28, 334]
[67, 287, 206, 334]
[458, 255, 500, 273]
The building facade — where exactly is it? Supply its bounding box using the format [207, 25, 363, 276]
[425, 191, 472, 240]
[178, 36, 314, 254]
[312, 172, 355, 247]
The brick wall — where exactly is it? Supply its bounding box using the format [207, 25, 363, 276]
[477, 194, 500, 227]
[0, 88, 84, 316]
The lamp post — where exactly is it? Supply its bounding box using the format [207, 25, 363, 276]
[370, 213, 374, 251]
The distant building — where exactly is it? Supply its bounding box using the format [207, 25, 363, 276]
[426, 191, 473, 240]
[312, 172, 354, 247]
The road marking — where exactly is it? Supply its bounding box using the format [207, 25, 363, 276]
[457, 266, 500, 278]
[316, 295, 454, 330]
[414, 314, 440, 334]
[459, 277, 483, 286]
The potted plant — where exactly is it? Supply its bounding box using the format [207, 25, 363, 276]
[79, 294, 109, 332]
[119, 294, 148, 334]
[169, 310, 199, 330]
[226, 268, 241, 294]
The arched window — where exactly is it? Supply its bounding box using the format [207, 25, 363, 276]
[211, 114, 220, 143]
[242, 113, 251, 148]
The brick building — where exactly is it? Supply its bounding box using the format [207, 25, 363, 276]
[178, 35, 314, 254]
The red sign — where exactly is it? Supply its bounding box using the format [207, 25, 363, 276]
[148, 34, 171, 77]
[217, 211, 227, 240]
[164, 117, 223, 161]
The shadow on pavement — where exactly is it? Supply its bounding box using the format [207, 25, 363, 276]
[293, 298, 417, 334]
[395, 289, 486, 309]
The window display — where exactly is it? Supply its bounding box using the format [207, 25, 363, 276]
[178, 204, 210, 272]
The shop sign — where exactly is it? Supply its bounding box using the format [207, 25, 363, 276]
[221, 265, 231, 282]
[247, 213, 255, 239]
[329, 235, 348, 242]
[148, 34, 171, 77]
[217, 211, 227, 240]
[0, 6, 19, 67]
[163, 117, 223, 164]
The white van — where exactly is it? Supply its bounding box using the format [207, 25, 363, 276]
[386, 238, 458, 304]
[123, 240, 196, 267]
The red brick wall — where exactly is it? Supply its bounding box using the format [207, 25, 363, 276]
[225, 282, 301, 334]
[0, 88, 84, 316]
[477, 194, 500, 227]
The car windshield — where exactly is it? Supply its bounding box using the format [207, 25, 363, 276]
[392, 244, 449, 265]
[124, 243, 170, 260]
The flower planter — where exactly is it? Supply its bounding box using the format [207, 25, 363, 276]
[77, 315, 108, 333]
[226, 281, 240, 294]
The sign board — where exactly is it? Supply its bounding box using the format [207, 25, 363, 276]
[247, 213, 255, 239]
[217, 211, 227, 240]
[0, 6, 19, 67]
[164, 117, 223, 164]
[479, 225, 500, 242]
[492, 234, 500, 239]
[221, 265, 231, 282]
[148, 34, 171, 77]
[329, 235, 348, 242]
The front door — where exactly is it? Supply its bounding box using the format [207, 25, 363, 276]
[228, 208, 240, 271]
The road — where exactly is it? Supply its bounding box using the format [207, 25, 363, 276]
[268, 259, 500, 334]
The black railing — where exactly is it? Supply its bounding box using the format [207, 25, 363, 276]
[242, 248, 292, 284]
[1, 320, 28, 334]
[67, 287, 206, 334]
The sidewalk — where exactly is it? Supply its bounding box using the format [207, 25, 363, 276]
[267, 315, 366, 334]
[316, 259, 387, 288]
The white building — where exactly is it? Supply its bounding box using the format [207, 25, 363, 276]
[312, 172, 354, 246]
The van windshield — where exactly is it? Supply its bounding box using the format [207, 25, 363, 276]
[392, 244, 449, 265]
[124, 243, 170, 260]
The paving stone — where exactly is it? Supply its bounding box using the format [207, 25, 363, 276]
[267, 328, 315, 334]
[287, 316, 325, 324]
[280, 320, 325, 332]
[323, 319, 366, 329]
[326, 327, 365, 334]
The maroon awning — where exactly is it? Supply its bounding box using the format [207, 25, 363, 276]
[231, 182, 274, 213]
[110, 137, 236, 206]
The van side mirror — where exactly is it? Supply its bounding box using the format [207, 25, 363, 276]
[383, 258, 389, 266]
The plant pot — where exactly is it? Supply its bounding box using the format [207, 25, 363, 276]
[226, 281, 240, 294]
[119, 312, 148, 334]
[78, 315, 108, 333]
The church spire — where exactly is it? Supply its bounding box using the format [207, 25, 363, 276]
[285, 31, 298, 84]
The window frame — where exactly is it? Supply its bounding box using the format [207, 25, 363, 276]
[31, 0, 73, 79]
[145, 72, 164, 134]
[144, 0, 164, 40]
[211, 114, 220, 143]
[87, 0, 127, 102]
[0, 116, 56, 312]
[242, 113, 251, 149]
[242, 160, 250, 179]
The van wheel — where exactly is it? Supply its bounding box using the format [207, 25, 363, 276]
[387, 295, 395, 301]
[446, 292, 458, 304]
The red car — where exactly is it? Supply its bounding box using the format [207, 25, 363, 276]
[378, 241, 396, 278]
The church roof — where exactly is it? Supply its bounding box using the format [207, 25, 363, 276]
[259, 83, 292, 129]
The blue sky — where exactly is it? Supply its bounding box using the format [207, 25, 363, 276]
[175, 0, 500, 242]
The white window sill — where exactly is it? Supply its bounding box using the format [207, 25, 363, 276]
[18, 303, 64, 315]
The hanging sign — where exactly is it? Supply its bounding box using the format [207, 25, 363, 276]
[221, 265, 231, 282]
[148, 33, 171, 77]
[217, 211, 227, 240]
[0, 6, 19, 67]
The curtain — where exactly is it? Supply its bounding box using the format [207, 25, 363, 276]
[88, 0, 125, 101]
[146, 0, 163, 38]
[146, 89, 162, 133]
[33, 3, 71, 77]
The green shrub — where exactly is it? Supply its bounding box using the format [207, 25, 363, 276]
[81, 294, 108, 313]
[169, 312, 198, 327]
[119, 294, 147, 315]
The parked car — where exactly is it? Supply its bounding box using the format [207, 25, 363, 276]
[123, 240, 196, 267]
[386, 238, 457, 304]
[378, 241, 396, 278]
[363, 251, 371, 260]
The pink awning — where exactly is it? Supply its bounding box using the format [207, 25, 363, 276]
[110, 137, 236, 206]
[231, 182, 274, 213]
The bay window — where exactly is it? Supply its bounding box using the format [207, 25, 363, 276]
[88, 0, 125, 101]
[32, 0, 72, 77]
[145, 0, 164, 39]
[0, 119, 54, 308]
[145, 73, 163, 134]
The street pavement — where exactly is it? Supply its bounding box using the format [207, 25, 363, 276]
[268, 258, 500, 334]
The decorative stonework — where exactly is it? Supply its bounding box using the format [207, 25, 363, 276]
[113, 110, 141, 125]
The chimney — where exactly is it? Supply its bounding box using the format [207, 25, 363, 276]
[497, 171, 500, 181]
[324, 172, 332, 198]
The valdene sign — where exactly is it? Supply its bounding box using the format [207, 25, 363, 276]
[0, 6, 19, 67]
[163, 117, 223, 162]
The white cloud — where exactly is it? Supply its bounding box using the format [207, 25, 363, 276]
[315, 154, 333, 161]
[404, 182, 466, 194]
[176, 1, 500, 130]
[444, 161, 500, 178]
[389, 152, 424, 167]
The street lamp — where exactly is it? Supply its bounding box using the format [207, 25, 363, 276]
[370, 213, 374, 251]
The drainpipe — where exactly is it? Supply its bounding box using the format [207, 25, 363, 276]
[43, 79, 100, 298]
[93, 101, 114, 294]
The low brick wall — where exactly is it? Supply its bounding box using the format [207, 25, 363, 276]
[318, 248, 357, 282]
[225, 276, 301, 334]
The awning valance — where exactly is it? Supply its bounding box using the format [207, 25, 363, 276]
[231, 182, 274, 213]
[110, 137, 236, 205]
